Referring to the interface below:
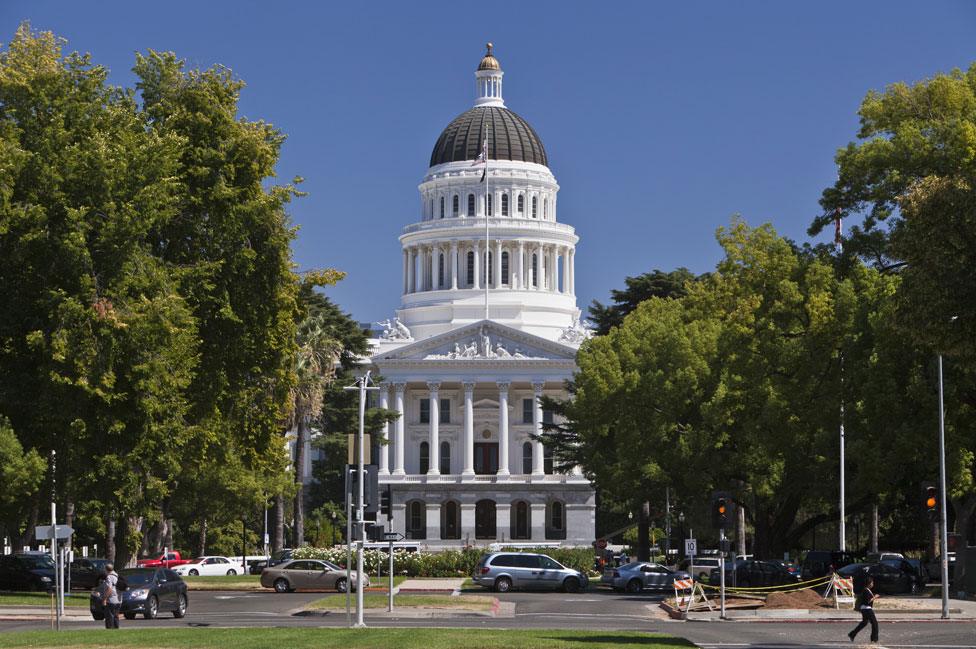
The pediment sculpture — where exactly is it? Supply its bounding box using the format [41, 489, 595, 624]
[424, 325, 545, 360]
[377, 316, 412, 341]
[558, 315, 593, 345]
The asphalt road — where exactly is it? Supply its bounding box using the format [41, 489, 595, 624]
[1, 588, 974, 648]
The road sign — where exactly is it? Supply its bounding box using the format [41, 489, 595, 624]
[595, 538, 608, 550]
[382, 532, 403, 541]
[35, 525, 73, 541]
[684, 538, 697, 556]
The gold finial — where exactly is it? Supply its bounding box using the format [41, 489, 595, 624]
[478, 42, 500, 71]
[486, 42, 493, 55]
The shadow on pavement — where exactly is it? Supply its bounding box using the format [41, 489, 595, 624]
[541, 635, 696, 646]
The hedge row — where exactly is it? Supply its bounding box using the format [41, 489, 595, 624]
[291, 546, 596, 577]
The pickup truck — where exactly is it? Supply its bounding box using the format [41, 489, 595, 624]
[136, 551, 191, 569]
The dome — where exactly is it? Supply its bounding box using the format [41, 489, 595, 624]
[429, 106, 548, 168]
[478, 42, 500, 71]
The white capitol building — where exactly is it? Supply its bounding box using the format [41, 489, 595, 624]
[365, 44, 596, 548]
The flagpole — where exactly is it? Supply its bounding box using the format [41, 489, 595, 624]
[484, 128, 490, 321]
[835, 209, 846, 552]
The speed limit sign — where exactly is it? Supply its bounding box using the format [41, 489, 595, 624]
[684, 538, 697, 556]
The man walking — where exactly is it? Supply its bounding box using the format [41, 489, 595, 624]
[848, 576, 879, 643]
[101, 563, 122, 629]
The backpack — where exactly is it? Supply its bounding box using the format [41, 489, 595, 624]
[115, 574, 129, 592]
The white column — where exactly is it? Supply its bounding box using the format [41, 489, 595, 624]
[378, 383, 390, 475]
[462, 381, 475, 476]
[427, 382, 440, 475]
[472, 241, 481, 290]
[569, 248, 575, 294]
[561, 246, 570, 294]
[536, 244, 545, 291]
[460, 503, 476, 543]
[530, 503, 546, 541]
[494, 240, 502, 288]
[426, 503, 441, 540]
[393, 382, 406, 475]
[497, 382, 510, 476]
[450, 241, 458, 290]
[407, 248, 415, 293]
[402, 250, 409, 294]
[532, 382, 545, 475]
[517, 241, 525, 290]
[429, 245, 437, 291]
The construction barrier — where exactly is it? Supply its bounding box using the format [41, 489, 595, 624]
[673, 578, 695, 606]
[822, 573, 855, 609]
[699, 574, 831, 595]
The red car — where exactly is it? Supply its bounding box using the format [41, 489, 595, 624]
[136, 551, 191, 569]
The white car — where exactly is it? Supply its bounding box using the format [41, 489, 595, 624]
[173, 556, 245, 576]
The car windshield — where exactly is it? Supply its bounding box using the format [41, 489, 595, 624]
[19, 556, 54, 569]
[120, 569, 155, 585]
[322, 561, 341, 571]
[837, 564, 865, 576]
[270, 550, 290, 561]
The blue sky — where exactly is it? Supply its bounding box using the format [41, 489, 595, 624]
[4, 1, 974, 324]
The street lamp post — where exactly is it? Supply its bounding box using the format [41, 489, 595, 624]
[937, 353, 950, 620]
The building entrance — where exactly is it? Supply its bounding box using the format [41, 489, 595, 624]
[474, 442, 498, 474]
[475, 499, 496, 539]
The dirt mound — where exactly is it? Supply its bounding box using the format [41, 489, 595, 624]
[764, 588, 825, 609]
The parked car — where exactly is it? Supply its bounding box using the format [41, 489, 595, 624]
[472, 552, 588, 593]
[602, 561, 692, 593]
[925, 553, 956, 584]
[266, 548, 294, 568]
[136, 551, 191, 569]
[836, 562, 916, 595]
[260, 559, 369, 593]
[800, 550, 857, 580]
[248, 559, 267, 575]
[709, 560, 800, 588]
[881, 558, 928, 591]
[89, 567, 188, 620]
[865, 552, 904, 564]
[70, 557, 111, 590]
[772, 560, 799, 578]
[0, 554, 55, 592]
[678, 556, 723, 581]
[172, 556, 245, 577]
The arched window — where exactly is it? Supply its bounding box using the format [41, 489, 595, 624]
[487, 251, 493, 285]
[466, 251, 475, 286]
[501, 193, 509, 216]
[439, 441, 451, 474]
[517, 194, 524, 214]
[532, 254, 538, 288]
[441, 500, 460, 539]
[419, 441, 430, 474]
[512, 500, 530, 540]
[546, 501, 566, 540]
[501, 251, 509, 285]
[440, 196, 445, 219]
[452, 195, 459, 217]
[407, 501, 426, 540]
[522, 441, 533, 474]
[467, 194, 475, 217]
[531, 196, 538, 218]
[437, 253, 444, 289]
[487, 193, 493, 216]
[543, 198, 548, 219]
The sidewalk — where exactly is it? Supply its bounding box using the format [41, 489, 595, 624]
[676, 598, 976, 622]
[0, 606, 91, 622]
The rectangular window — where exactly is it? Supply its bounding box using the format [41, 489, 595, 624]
[502, 194, 509, 216]
[543, 409, 554, 425]
[522, 398, 533, 424]
[467, 252, 474, 286]
[440, 398, 450, 424]
[487, 193, 493, 216]
[437, 254, 444, 288]
[474, 443, 499, 474]
[501, 252, 509, 285]
[453, 195, 459, 216]
[517, 194, 524, 213]
[467, 194, 475, 216]
[420, 398, 430, 424]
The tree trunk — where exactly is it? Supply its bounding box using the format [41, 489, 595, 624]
[293, 416, 308, 547]
[637, 501, 650, 561]
[930, 520, 940, 561]
[198, 518, 208, 556]
[273, 494, 285, 552]
[105, 516, 116, 564]
[737, 505, 746, 556]
[16, 501, 38, 552]
[952, 493, 976, 585]
[870, 502, 879, 554]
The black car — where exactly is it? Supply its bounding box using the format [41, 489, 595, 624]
[266, 548, 293, 568]
[0, 554, 55, 591]
[881, 558, 928, 591]
[800, 550, 857, 580]
[70, 557, 110, 590]
[248, 559, 267, 575]
[709, 560, 800, 588]
[836, 562, 916, 595]
[90, 567, 188, 620]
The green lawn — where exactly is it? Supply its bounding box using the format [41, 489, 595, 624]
[0, 628, 694, 649]
[0, 591, 88, 607]
[305, 593, 495, 611]
[182, 574, 408, 591]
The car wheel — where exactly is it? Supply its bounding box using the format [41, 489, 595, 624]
[563, 577, 581, 593]
[335, 577, 348, 593]
[494, 576, 513, 593]
[188, 569, 199, 576]
[173, 593, 187, 618]
[625, 578, 643, 594]
[144, 595, 158, 620]
[123, 612, 137, 620]
[227, 569, 237, 576]
[273, 578, 291, 593]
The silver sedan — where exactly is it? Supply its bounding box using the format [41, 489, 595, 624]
[602, 562, 691, 593]
[260, 559, 369, 593]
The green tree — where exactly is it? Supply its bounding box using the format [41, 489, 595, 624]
[0, 416, 46, 542]
[588, 268, 699, 335]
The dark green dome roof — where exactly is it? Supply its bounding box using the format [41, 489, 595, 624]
[429, 106, 548, 168]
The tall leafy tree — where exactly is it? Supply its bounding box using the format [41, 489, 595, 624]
[588, 268, 699, 335]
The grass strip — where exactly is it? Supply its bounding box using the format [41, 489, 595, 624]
[182, 574, 408, 591]
[0, 627, 694, 649]
[305, 593, 494, 611]
[0, 592, 88, 607]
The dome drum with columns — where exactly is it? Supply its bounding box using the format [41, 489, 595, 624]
[365, 45, 595, 549]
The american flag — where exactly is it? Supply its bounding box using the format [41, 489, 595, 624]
[471, 138, 487, 182]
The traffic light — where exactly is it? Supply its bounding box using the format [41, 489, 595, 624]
[923, 483, 938, 521]
[380, 486, 392, 519]
[711, 491, 731, 530]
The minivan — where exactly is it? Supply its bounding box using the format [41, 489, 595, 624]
[473, 552, 588, 593]
[800, 550, 857, 580]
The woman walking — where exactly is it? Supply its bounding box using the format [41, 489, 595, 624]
[849, 576, 879, 643]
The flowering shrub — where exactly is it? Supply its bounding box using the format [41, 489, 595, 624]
[291, 545, 595, 577]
